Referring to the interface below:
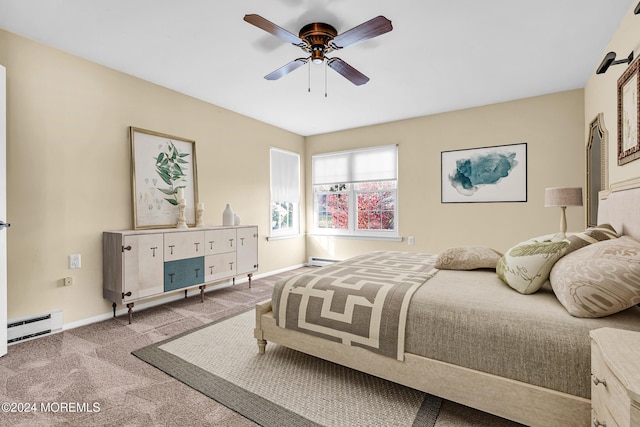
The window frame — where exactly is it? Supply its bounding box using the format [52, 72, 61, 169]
[311, 145, 399, 239]
[269, 148, 301, 238]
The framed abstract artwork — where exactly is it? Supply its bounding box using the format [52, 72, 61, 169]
[441, 142, 527, 203]
[617, 57, 640, 165]
[130, 127, 199, 229]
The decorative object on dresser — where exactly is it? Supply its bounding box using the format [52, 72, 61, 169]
[130, 127, 199, 229]
[176, 188, 188, 229]
[222, 204, 234, 226]
[544, 187, 583, 233]
[195, 202, 205, 227]
[440, 142, 527, 203]
[103, 226, 258, 323]
[590, 328, 640, 427]
[618, 56, 640, 165]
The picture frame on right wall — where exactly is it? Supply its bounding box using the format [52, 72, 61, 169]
[618, 57, 640, 165]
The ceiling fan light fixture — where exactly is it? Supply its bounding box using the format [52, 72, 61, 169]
[311, 46, 325, 64]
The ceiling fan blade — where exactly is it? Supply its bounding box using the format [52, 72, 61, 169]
[331, 16, 392, 49]
[265, 58, 309, 80]
[327, 58, 369, 86]
[244, 14, 305, 46]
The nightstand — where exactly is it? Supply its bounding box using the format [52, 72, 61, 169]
[590, 327, 640, 426]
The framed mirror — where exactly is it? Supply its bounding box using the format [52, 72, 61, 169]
[586, 114, 608, 227]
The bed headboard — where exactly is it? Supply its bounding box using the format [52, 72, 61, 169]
[598, 177, 640, 241]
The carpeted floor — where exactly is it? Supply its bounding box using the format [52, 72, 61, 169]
[0, 267, 523, 426]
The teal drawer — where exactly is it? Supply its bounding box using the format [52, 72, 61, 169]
[164, 257, 204, 292]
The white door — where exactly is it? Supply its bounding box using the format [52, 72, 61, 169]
[0, 64, 7, 357]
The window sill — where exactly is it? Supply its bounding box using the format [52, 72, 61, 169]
[266, 233, 305, 241]
[308, 234, 403, 242]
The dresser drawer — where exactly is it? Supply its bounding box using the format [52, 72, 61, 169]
[164, 231, 205, 261]
[205, 228, 237, 255]
[591, 340, 631, 426]
[204, 253, 236, 282]
[164, 257, 205, 292]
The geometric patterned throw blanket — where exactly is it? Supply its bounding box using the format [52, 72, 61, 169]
[273, 251, 438, 360]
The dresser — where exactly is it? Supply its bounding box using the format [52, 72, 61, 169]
[590, 327, 640, 427]
[103, 226, 258, 323]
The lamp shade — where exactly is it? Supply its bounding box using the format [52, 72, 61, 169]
[544, 187, 583, 207]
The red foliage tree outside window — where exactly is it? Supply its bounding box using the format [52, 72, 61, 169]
[315, 181, 396, 233]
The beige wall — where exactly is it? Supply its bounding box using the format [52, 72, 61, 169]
[306, 89, 586, 260]
[0, 29, 306, 323]
[585, 3, 640, 186]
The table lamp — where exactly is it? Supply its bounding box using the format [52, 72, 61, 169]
[544, 187, 583, 233]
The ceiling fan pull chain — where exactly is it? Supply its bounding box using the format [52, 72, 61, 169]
[308, 60, 311, 93]
[325, 60, 328, 98]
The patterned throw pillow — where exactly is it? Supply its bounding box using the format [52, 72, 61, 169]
[497, 235, 570, 294]
[550, 236, 640, 318]
[435, 246, 503, 270]
[565, 223, 618, 255]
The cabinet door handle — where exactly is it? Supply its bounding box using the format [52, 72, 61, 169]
[209, 266, 215, 274]
[169, 273, 175, 283]
[195, 268, 200, 278]
[591, 375, 607, 387]
[168, 245, 175, 255]
[122, 291, 132, 298]
[209, 241, 215, 250]
[122, 245, 132, 252]
[240, 237, 245, 246]
[194, 242, 200, 252]
[229, 238, 234, 247]
[150, 246, 158, 257]
[229, 261, 234, 270]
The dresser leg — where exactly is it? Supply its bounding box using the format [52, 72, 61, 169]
[112, 302, 116, 318]
[199, 285, 206, 302]
[248, 273, 253, 288]
[126, 303, 134, 324]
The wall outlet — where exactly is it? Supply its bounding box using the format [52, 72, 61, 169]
[408, 236, 415, 246]
[64, 277, 73, 286]
[69, 254, 81, 269]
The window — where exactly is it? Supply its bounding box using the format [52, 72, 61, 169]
[312, 145, 398, 238]
[270, 148, 300, 237]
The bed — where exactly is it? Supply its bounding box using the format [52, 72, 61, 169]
[254, 178, 640, 427]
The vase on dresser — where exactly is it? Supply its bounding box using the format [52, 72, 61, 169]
[223, 204, 234, 226]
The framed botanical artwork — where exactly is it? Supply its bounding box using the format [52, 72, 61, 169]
[130, 127, 198, 229]
[441, 142, 527, 203]
[618, 57, 640, 165]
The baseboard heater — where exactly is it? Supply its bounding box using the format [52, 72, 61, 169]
[307, 257, 339, 267]
[7, 310, 63, 344]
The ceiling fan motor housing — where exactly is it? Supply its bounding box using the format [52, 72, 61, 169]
[299, 23, 338, 63]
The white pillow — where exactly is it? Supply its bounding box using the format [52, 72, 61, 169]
[496, 234, 570, 294]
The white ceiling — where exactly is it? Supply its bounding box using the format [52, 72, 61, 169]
[0, 0, 633, 136]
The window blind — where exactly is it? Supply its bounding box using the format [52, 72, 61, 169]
[312, 144, 397, 185]
[270, 148, 300, 203]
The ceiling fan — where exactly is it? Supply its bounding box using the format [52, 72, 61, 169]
[243, 14, 393, 86]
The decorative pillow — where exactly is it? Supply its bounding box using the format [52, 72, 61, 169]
[435, 246, 503, 270]
[496, 235, 570, 294]
[565, 223, 618, 255]
[550, 236, 640, 318]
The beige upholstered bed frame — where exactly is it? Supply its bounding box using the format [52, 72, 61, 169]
[254, 178, 640, 427]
